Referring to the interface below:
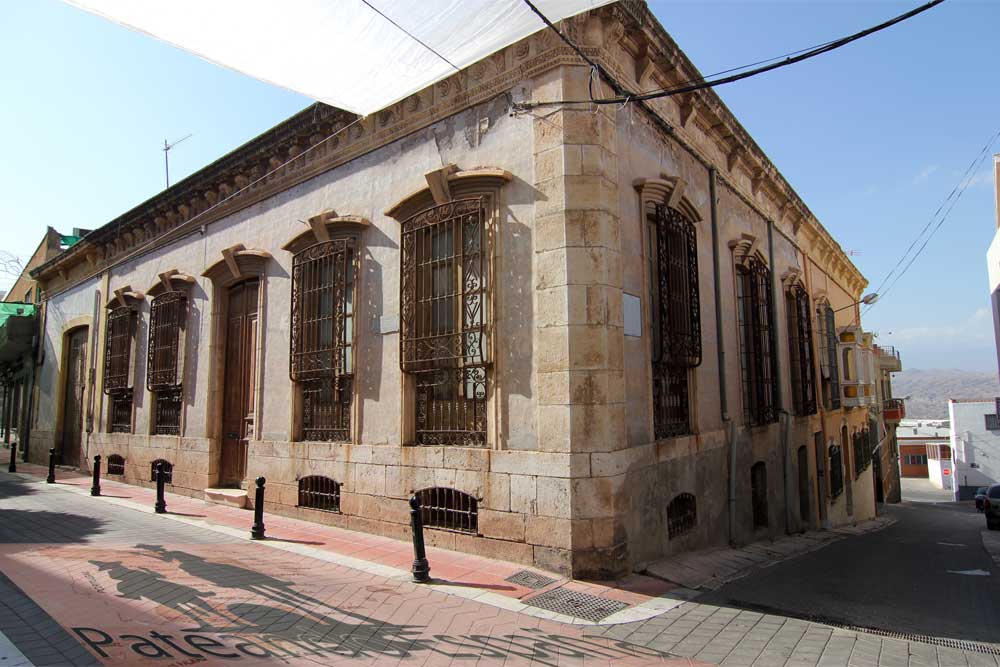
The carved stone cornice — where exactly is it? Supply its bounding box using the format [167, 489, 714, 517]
[633, 176, 702, 223]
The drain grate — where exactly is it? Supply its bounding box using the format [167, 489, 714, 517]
[505, 570, 557, 590]
[524, 588, 628, 622]
[831, 624, 1000, 656]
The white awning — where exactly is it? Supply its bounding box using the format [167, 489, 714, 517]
[64, 0, 613, 116]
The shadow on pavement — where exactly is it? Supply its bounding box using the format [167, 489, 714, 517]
[0, 509, 106, 543]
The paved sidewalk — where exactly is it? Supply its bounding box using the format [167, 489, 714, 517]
[643, 519, 894, 591]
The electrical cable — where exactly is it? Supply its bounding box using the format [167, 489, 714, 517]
[515, 0, 946, 110]
[865, 128, 1000, 314]
[360, 0, 460, 72]
[869, 128, 1000, 298]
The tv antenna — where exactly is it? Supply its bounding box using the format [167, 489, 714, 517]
[162, 134, 192, 188]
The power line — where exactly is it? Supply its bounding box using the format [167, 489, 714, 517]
[869, 129, 1000, 298]
[865, 128, 1000, 314]
[514, 0, 946, 110]
[360, 0, 460, 72]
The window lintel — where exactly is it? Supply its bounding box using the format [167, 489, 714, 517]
[634, 176, 702, 223]
[107, 286, 145, 310]
[281, 214, 370, 253]
[147, 270, 196, 297]
[202, 244, 272, 283]
[384, 165, 511, 221]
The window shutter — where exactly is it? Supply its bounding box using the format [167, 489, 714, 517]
[147, 291, 186, 391]
[104, 306, 135, 394]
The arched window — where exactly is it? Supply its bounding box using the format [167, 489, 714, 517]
[400, 199, 489, 446]
[785, 285, 816, 416]
[104, 305, 137, 433]
[106, 454, 125, 476]
[667, 492, 697, 538]
[148, 291, 187, 435]
[416, 487, 478, 534]
[648, 204, 701, 438]
[290, 238, 357, 442]
[736, 257, 778, 426]
[150, 459, 173, 484]
[297, 476, 341, 512]
[751, 462, 769, 528]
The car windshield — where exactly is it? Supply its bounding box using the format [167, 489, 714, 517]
[977, 487, 988, 495]
[990, 486, 1000, 499]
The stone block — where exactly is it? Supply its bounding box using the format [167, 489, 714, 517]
[532, 545, 572, 577]
[525, 515, 571, 548]
[483, 473, 510, 512]
[352, 463, 386, 496]
[491, 450, 572, 478]
[443, 447, 489, 472]
[536, 328, 569, 375]
[571, 476, 621, 519]
[454, 534, 534, 565]
[536, 476, 571, 518]
[400, 446, 444, 469]
[536, 405, 571, 452]
[571, 519, 594, 550]
[510, 474, 537, 514]
[479, 509, 526, 541]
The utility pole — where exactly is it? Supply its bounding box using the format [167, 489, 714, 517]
[162, 134, 192, 188]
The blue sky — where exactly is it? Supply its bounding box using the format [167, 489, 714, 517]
[1, 0, 997, 371]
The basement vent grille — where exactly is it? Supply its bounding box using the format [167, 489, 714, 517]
[523, 588, 628, 622]
[505, 570, 557, 590]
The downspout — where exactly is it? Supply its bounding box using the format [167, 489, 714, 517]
[767, 220, 792, 533]
[710, 168, 736, 543]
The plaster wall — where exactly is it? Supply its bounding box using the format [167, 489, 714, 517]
[949, 400, 1000, 498]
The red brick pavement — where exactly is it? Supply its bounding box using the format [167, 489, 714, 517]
[1, 464, 704, 667]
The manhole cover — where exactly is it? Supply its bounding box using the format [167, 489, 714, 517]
[505, 570, 557, 589]
[524, 588, 628, 622]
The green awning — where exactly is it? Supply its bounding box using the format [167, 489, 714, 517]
[0, 303, 37, 366]
[0, 303, 36, 327]
[60, 234, 82, 247]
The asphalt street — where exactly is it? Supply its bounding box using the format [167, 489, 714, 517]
[696, 501, 1000, 644]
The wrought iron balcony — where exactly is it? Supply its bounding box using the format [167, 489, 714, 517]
[883, 398, 906, 423]
[875, 345, 902, 372]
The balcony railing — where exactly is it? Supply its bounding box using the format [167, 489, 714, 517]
[884, 398, 905, 423]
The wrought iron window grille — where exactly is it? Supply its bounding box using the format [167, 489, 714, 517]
[823, 305, 841, 410]
[106, 454, 125, 476]
[829, 445, 844, 498]
[297, 476, 341, 512]
[415, 487, 478, 534]
[736, 257, 778, 426]
[290, 238, 357, 442]
[786, 285, 817, 416]
[149, 459, 173, 484]
[648, 205, 701, 440]
[104, 306, 136, 395]
[400, 199, 490, 447]
[147, 291, 186, 392]
[109, 389, 133, 433]
[667, 492, 697, 539]
[153, 387, 182, 436]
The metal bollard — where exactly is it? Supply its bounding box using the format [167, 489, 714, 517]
[154, 462, 166, 514]
[409, 494, 431, 583]
[251, 476, 266, 540]
[91, 455, 101, 497]
[46, 448, 55, 484]
[7, 442, 15, 473]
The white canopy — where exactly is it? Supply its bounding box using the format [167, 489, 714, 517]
[65, 0, 613, 116]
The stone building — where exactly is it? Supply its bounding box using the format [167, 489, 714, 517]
[28, 2, 882, 577]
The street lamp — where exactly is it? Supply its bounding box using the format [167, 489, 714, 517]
[833, 292, 878, 312]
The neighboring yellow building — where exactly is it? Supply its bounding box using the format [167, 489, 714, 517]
[29, 3, 888, 577]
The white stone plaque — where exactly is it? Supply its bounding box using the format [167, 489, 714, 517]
[623, 293, 642, 337]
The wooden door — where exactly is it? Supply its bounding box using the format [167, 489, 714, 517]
[220, 280, 258, 486]
[61, 328, 88, 467]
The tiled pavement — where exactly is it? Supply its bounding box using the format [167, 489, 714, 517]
[1, 462, 997, 666]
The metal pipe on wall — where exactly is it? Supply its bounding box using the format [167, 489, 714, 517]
[767, 219, 792, 534]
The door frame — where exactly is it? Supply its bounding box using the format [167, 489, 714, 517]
[218, 278, 260, 485]
[202, 247, 270, 487]
[55, 321, 91, 466]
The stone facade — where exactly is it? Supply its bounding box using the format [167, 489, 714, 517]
[29, 2, 880, 577]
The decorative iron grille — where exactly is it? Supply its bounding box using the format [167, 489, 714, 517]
[736, 257, 778, 426]
[416, 487, 478, 534]
[150, 459, 173, 484]
[147, 291, 186, 391]
[103, 306, 135, 394]
[986, 413, 1000, 431]
[829, 445, 844, 498]
[106, 454, 125, 475]
[401, 199, 490, 446]
[647, 205, 700, 439]
[291, 238, 356, 441]
[301, 376, 352, 442]
[667, 492, 697, 539]
[109, 389, 133, 433]
[652, 366, 690, 439]
[153, 387, 182, 436]
[824, 305, 841, 410]
[650, 205, 701, 367]
[854, 427, 875, 475]
[751, 461, 769, 528]
[786, 285, 817, 416]
[297, 475, 341, 512]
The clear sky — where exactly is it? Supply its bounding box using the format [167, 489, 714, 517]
[1, 0, 997, 371]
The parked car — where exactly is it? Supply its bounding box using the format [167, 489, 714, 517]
[975, 486, 989, 512]
[985, 484, 1000, 531]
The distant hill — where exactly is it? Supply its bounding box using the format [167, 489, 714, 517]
[891, 369, 1000, 419]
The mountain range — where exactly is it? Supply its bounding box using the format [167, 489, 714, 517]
[891, 368, 1000, 419]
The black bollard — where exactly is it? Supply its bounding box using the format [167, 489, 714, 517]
[154, 462, 166, 514]
[7, 442, 15, 473]
[91, 455, 101, 497]
[409, 494, 431, 583]
[251, 476, 266, 540]
[46, 448, 55, 484]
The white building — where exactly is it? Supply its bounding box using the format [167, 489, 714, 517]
[948, 399, 1000, 500]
